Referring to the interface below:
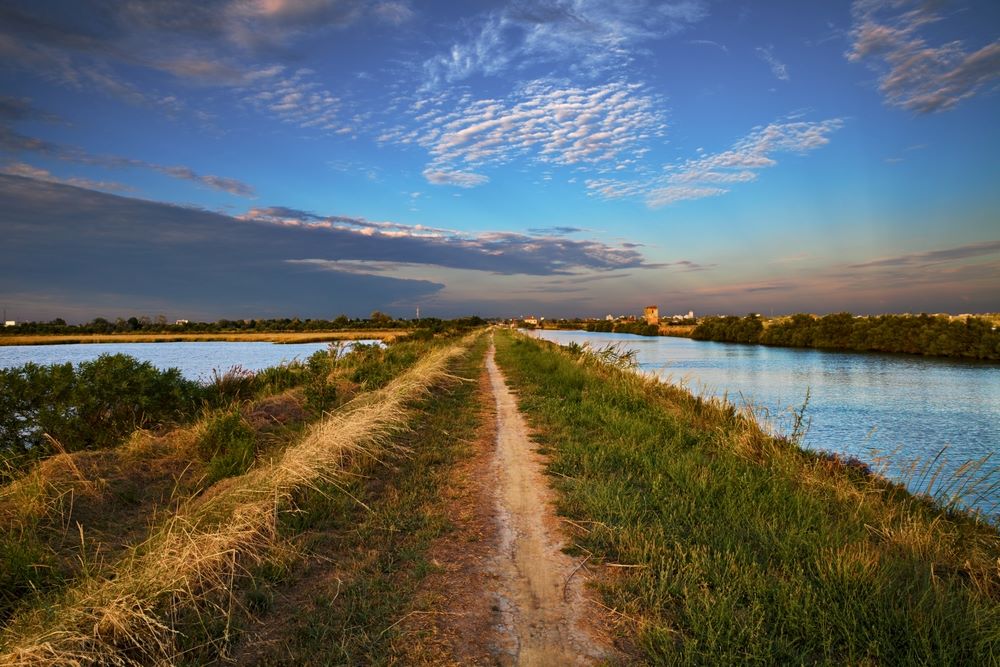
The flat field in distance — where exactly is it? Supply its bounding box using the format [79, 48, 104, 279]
[0, 330, 407, 346]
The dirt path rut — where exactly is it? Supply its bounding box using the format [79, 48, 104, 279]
[485, 342, 613, 665]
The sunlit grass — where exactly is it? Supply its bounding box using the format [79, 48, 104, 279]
[494, 330, 999, 664]
[0, 336, 473, 664]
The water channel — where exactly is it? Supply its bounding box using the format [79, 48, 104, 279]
[527, 329, 999, 517]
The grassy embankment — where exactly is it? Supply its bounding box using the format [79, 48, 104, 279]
[494, 330, 999, 664]
[0, 332, 487, 665]
[0, 330, 406, 346]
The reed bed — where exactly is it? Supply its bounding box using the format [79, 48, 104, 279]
[0, 340, 468, 666]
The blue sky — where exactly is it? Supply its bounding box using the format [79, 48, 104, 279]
[1, 0, 998, 320]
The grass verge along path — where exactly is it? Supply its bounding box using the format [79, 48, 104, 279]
[0, 337, 472, 665]
[232, 334, 490, 665]
[493, 330, 999, 665]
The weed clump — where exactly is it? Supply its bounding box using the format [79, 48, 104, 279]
[198, 411, 258, 484]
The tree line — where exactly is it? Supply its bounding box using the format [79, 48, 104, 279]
[691, 313, 1000, 360]
[1, 313, 486, 335]
[584, 320, 660, 336]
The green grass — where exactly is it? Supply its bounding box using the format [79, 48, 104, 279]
[493, 330, 999, 665]
[0, 335, 472, 663]
[228, 335, 488, 666]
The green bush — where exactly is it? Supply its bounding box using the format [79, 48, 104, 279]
[199, 411, 257, 484]
[303, 350, 336, 415]
[253, 362, 307, 395]
[692, 313, 1000, 359]
[0, 534, 59, 622]
[205, 365, 257, 406]
[348, 343, 420, 390]
[0, 355, 201, 480]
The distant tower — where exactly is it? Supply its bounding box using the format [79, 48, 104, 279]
[416, 306, 420, 319]
[644, 305, 659, 326]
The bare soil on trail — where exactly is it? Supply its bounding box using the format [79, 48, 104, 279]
[414, 342, 617, 665]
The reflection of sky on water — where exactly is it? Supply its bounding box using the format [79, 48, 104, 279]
[0, 340, 380, 383]
[529, 330, 1000, 518]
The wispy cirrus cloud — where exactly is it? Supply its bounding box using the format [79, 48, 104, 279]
[0, 161, 132, 193]
[847, 0, 1000, 113]
[756, 44, 789, 81]
[848, 240, 1000, 269]
[0, 1, 400, 131]
[421, 0, 708, 87]
[382, 79, 666, 188]
[587, 118, 843, 207]
[0, 101, 255, 196]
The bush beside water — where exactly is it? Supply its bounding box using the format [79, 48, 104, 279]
[692, 312, 1000, 360]
[0, 355, 201, 478]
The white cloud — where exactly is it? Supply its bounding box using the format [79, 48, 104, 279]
[586, 118, 843, 208]
[241, 67, 347, 132]
[756, 45, 789, 81]
[422, 169, 490, 188]
[386, 79, 666, 188]
[421, 0, 709, 87]
[847, 0, 1000, 113]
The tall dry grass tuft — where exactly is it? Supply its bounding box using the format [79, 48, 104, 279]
[0, 340, 470, 666]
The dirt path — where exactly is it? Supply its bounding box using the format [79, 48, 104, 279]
[484, 341, 614, 666]
[404, 340, 616, 665]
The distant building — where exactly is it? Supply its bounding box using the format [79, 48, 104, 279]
[605, 314, 614, 321]
[523, 316, 539, 326]
[175, 319, 189, 325]
[643, 305, 659, 326]
[3, 320, 15, 327]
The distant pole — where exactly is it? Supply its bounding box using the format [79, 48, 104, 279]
[416, 306, 420, 319]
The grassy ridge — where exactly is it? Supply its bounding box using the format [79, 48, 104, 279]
[0, 334, 477, 664]
[235, 334, 489, 665]
[493, 330, 999, 665]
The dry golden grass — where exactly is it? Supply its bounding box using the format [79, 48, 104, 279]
[0, 330, 407, 346]
[657, 324, 696, 337]
[0, 339, 470, 666]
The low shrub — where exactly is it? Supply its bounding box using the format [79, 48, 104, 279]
[198, 411, 257, 484]
[0, 355, 201, 480]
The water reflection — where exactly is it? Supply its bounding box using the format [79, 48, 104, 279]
[528, 329, 999, 516]
[0, 340, 379, 383]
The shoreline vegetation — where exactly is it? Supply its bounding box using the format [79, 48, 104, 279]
[691, 312, 1000, 360]
[493, 331, 999, 662]
[528, 311, 1000, 361]
[0, 330, 407, 346]
[1, 324, 997, 663]
[0, 313, 488, 346]
[1, 324, 484, 664]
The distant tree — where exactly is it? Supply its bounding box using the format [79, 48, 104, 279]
[370, 310, 392, 324]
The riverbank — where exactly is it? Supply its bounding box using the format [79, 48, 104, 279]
[3, 329, 997, 663]
[493, 330, 999, 663]
[692, 312, 1000, 360]
[0, 330, 406, 346]
[0, 333, 480, 664]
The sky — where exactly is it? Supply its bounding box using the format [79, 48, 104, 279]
[1, 0, 998, 321]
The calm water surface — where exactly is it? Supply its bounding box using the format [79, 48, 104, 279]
[0, 340, 378, 383]
[529, 329, 999, 516]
